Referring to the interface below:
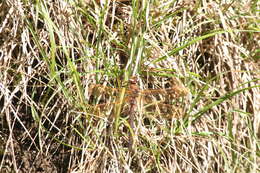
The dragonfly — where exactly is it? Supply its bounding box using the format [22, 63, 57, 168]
[86, 76, 189, 151]
[86, 76, 189, 119]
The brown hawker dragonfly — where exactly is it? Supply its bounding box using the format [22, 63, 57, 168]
[86, 76, 189, 119]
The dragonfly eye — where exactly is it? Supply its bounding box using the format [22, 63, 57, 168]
[129, 76, 138, 84]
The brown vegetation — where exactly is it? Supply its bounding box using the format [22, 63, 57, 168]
[0, 0, 259, 172]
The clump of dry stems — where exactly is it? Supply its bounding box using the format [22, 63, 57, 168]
[0, 0, 259, 172]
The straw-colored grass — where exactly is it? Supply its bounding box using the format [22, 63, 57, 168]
[0, 0, 259, 172]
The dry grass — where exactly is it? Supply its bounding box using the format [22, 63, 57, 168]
[0, 0, 259, 172]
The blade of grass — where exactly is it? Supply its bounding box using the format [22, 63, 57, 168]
[151, 29, 231, 64]
[191, 84, 260, 123]
[114, 87, 126, 134]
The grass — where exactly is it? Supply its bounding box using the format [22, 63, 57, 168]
[0, 0, 259, 172]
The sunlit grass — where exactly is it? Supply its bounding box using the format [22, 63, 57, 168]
[0, 0, 259, 172]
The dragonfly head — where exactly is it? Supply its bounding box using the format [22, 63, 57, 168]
[129, 76, 138, 84]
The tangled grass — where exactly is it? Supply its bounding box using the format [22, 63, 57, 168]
[0, 0, 259, 172]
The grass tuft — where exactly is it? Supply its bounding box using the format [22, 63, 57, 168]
[0, 0, 259, 172]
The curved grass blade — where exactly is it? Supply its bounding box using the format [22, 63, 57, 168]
[152, 30, 230, 64]
[191, 84, 260, 123]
